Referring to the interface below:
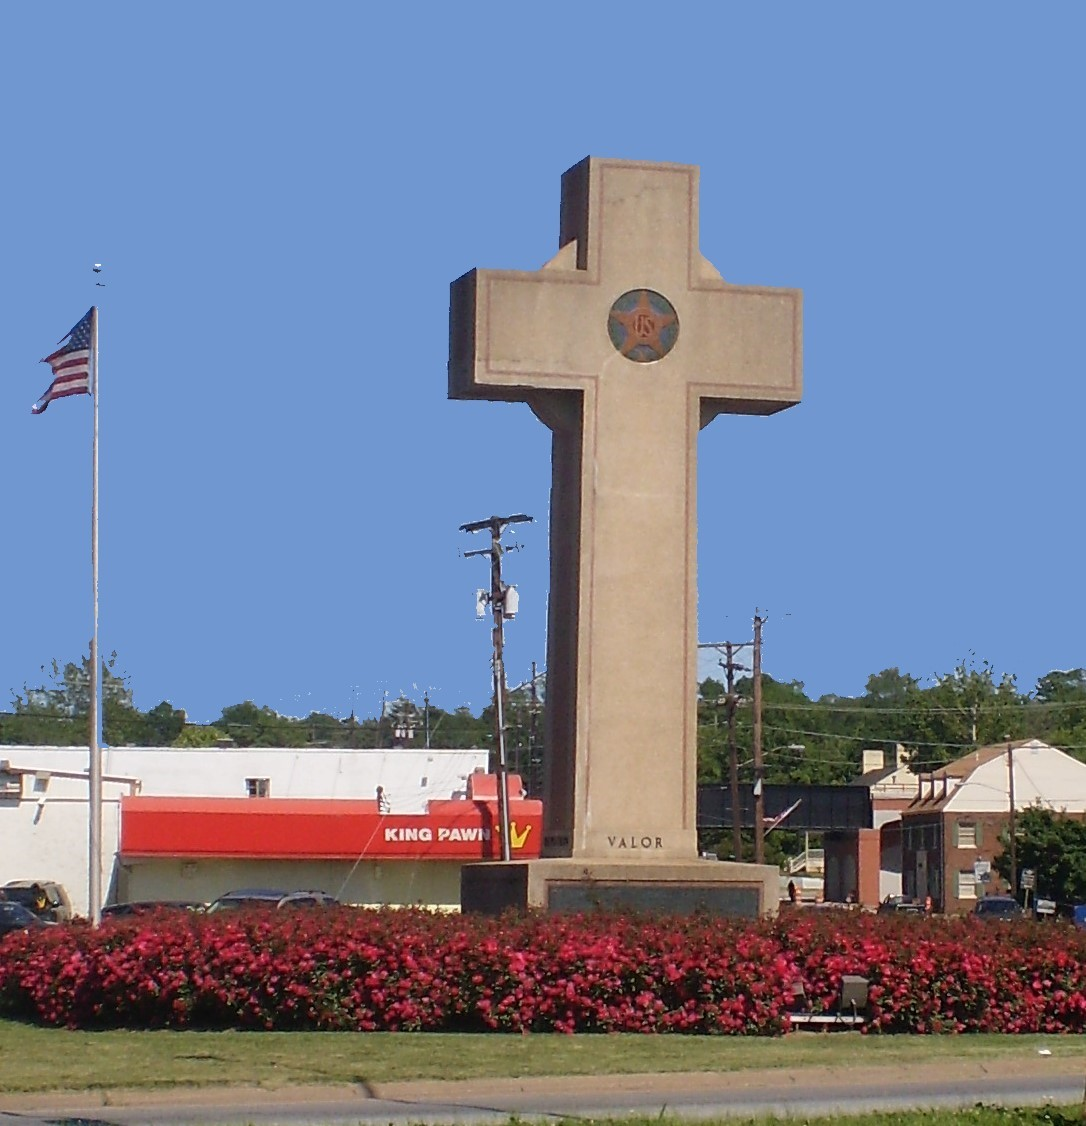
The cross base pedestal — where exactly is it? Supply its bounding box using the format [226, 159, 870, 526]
[460, 858, 779, 918]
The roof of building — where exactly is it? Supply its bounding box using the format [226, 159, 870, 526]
[905, 739, 1086, 814]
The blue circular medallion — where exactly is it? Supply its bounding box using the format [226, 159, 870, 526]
[607, 289, 679, 363]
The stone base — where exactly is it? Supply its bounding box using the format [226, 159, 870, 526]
[460, 857, 779, 917]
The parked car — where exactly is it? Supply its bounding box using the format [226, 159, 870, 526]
[2, 880, 72, 923]
[974, 894, 1024, 921]
[877, 895, 926, 915]
[101, 901, 203, 920]
[206, 888, 339, 913]
[0, 900, 52, 938]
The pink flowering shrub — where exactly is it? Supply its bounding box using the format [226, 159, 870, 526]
[1, 909, 1084, 1034]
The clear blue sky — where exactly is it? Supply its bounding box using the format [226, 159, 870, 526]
[3, 4, 1083, 725]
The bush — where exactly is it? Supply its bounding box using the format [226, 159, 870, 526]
[1, 909, 1084, 1034]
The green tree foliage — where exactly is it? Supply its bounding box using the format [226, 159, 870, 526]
[171, 723, 228, 747]
[696, 677, 730, 785]
[8, 652, 1086, 781]
[993, 807, 1086, 905]
[1, 653, 183, 747]
[904, 656, 1027, 769]
[1033, 669, 1086, 751]
[212, 701, 304, 747]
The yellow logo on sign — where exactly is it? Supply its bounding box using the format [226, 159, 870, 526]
[509, 821, 532, 850]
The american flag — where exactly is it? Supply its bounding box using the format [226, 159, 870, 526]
[32, 307, 95, 415]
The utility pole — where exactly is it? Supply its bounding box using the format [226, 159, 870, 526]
[528, 660, 541, 797]
[752, 612, 766, 865]
[723, 643, 746, 861]
[1007, 741, 1017, 897]
[461, 513, 532, 862]
[699, 640, 750, 860]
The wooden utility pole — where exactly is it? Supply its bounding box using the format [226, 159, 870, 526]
[461, 513, 532, 862]
[1007, 741, 1017, 896]
[723, 643, 745, 861]
[528, 660, 541, 797]
[752, 612, 766, 865]
[698, 640, 751, 860]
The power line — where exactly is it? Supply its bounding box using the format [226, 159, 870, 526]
[751, 699, 1086, 715]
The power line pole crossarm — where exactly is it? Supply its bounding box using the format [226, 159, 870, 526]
[460, 513, 533, 863]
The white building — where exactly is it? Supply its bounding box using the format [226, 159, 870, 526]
[0, 745, 493, 915]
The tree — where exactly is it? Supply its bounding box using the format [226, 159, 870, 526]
[212, 701, 301, 747]
[1031, 669, 1086, 757]
[993, 806, 1086, 905]
[2, 652, 157, 746]
[906, 656, 1027, 769]
[172, 724, 228, 748]
[696, 677, 730, 785]
[863, 667, 919, 705]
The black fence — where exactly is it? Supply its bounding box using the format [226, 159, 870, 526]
[697, 783, 872, 831]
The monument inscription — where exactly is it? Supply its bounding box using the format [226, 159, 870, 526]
[450, 158, 801, 912]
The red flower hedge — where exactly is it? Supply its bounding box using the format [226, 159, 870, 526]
[2, 909, 1085, 1034]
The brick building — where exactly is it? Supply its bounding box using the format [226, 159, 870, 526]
[901, 738, 1086, 913]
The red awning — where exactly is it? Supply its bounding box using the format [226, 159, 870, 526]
[119, 796, 543, 861]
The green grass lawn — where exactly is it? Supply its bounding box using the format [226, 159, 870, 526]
[0, 1020, 1081, 1094]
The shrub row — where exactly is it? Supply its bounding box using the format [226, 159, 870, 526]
[2, 909, 1084, 1034]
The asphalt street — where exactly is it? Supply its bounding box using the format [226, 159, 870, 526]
[1, 1057, 1082, 1126]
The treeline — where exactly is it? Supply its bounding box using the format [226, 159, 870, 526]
[0, 655, 543, 776]
[698, 658, 1086, 788]
[5, 654, 1086, 792]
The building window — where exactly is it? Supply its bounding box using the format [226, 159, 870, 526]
[956, 822, 977, 849]
[957, 870, 977, 899]
[246, 778, 270, 798]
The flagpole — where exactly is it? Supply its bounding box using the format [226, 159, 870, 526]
[88, 305, 102, 926]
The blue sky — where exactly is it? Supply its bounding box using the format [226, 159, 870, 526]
[3, 4, 1083, 725]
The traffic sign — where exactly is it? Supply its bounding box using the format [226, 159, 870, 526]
[1021, 869, 1036, 890]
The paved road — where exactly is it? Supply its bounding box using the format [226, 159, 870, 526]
[1, 1058, 1082, 1125]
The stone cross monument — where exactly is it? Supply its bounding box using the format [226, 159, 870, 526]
[450, 158, 801, 913]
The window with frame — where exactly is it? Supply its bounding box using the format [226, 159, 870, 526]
[245, 778, 270, 798]
[957, 870, 977, 899]
[956, 821, 977, 848]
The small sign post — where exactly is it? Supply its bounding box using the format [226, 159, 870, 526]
[1020, 868, 1036, 911]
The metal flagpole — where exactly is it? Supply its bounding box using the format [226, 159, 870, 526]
[88, 305, 102, 926]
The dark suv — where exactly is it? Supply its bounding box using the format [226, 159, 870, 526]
[2, 880, 73, 923]
[974, 895, 1024, 921]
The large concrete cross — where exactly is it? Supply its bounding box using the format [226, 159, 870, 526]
[450, 158, 801, 862]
